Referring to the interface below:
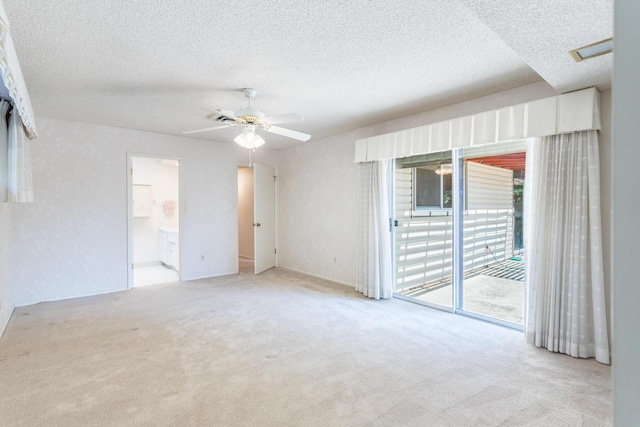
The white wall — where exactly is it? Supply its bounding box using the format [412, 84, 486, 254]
[132, 156, 179, 265]
[9, 117, 277, 306]
[0, 202, 12, 335]
[278, 130, 360, 285]
[599, 90, 612, 343]
[613, 0, 640, 424]
[237, 167, 254, 259]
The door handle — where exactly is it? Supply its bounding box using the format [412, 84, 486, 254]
[253, 223, 261, 227]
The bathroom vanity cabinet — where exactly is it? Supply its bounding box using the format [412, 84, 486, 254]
[159, 229, 179, 270]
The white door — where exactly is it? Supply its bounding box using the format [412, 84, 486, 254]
[253, 163, 276, 274]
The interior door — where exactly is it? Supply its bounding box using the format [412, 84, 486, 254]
[253, 163, 276, 274]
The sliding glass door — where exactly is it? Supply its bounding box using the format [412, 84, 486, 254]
[394, 151, 454, 309]
[458, 143, 526, 328]
[393, 141, 527, 329]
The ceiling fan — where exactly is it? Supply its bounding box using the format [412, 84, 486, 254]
[182, 88, 311, 149]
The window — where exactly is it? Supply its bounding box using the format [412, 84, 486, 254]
[414, 165, 452, 210]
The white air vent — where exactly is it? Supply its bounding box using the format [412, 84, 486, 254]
[569, 38, 613, 62]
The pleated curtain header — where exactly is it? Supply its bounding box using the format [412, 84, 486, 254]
[354, 87, 601, 163]
[0, 2, 38, 139]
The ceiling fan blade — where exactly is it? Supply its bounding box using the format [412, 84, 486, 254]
[262, 113, 303, 125]
[266, 125, 311, 142]
[181, 123, 237, 135]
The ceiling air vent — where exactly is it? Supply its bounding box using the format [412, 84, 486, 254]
[569, 38, 613, 62]
[208, 113, 236, 123]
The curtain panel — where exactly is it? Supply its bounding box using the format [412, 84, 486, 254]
[0, 99, 33, 203]
[0, 4, 38, 139]
[0, 98, 9, 201]
[524, 130, 609, 364]
[356, 160, 393, 299]
[7, 107, 33, 203]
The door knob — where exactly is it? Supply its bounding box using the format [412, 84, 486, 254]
[257, 223, 261, 227]
[253, 223, 261, 227]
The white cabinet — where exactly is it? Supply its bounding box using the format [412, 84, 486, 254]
[133, 185, 151, 217]
[159, 229, 179, 270]
[159, 231, 168, 263]
[168, 241, 178, 269]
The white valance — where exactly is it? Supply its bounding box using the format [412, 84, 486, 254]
[0, 3, 37, 139]
[354, 87, 601, 162]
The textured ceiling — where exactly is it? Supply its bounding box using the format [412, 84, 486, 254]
[460, 0, 613, 93]
[3, 0, 612, 149]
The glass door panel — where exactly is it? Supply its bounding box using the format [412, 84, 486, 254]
[394, 151, 454, 309]
[458, 143, 526, 327]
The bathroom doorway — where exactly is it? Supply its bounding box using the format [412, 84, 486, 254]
[237, 165, 255, 273]
[127, 155, 181, 287]
[237, 163, 277, 274]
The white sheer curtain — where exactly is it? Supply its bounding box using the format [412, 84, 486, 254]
[6, 107, 33, 203]
[0, 5, 38, 139]
[356, 160, 393, 299]
[524, 130, 609, 364]
[0, 99, 10, 201]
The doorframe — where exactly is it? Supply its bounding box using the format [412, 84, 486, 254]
[236, 161, 279, 274]
[127, 152, 183, 289]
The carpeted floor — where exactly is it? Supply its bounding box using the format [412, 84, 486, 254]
[0, 267, 611, 426]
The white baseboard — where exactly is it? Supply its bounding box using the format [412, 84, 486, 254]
[133, 261, 161, 268]
[276, 266, 355, 289]
[14, 287, 128, 309]
[182, 271, 239, 282]
[12, 269, 243, 309]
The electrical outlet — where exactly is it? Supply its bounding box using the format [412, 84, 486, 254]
[333, 257, 337, 264]
[201, 255, 205, 261]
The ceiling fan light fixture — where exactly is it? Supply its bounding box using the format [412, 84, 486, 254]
[234, 125, 265, 149]
[434, 164, 453, 175]
[182, 87, 310, 144]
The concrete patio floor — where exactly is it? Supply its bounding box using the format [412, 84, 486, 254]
[397, 259, 525, 325]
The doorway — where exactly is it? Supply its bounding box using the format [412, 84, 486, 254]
[237, 165, 255, 272]
[128, 155, 181, 287]
[237, 163, 277, 274]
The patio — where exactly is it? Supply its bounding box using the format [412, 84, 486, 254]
[397, 258, 525, 325]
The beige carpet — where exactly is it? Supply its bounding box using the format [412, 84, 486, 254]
[0, 267, 611, 426]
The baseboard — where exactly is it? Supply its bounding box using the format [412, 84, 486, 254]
[0, 304, 15, 339]
[133, 261, 161, 268]
[276, 266, 355, 289]
[12, 269, 243, 308]
[182, 271, 239, 282]
[14, 287, 128, 309]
